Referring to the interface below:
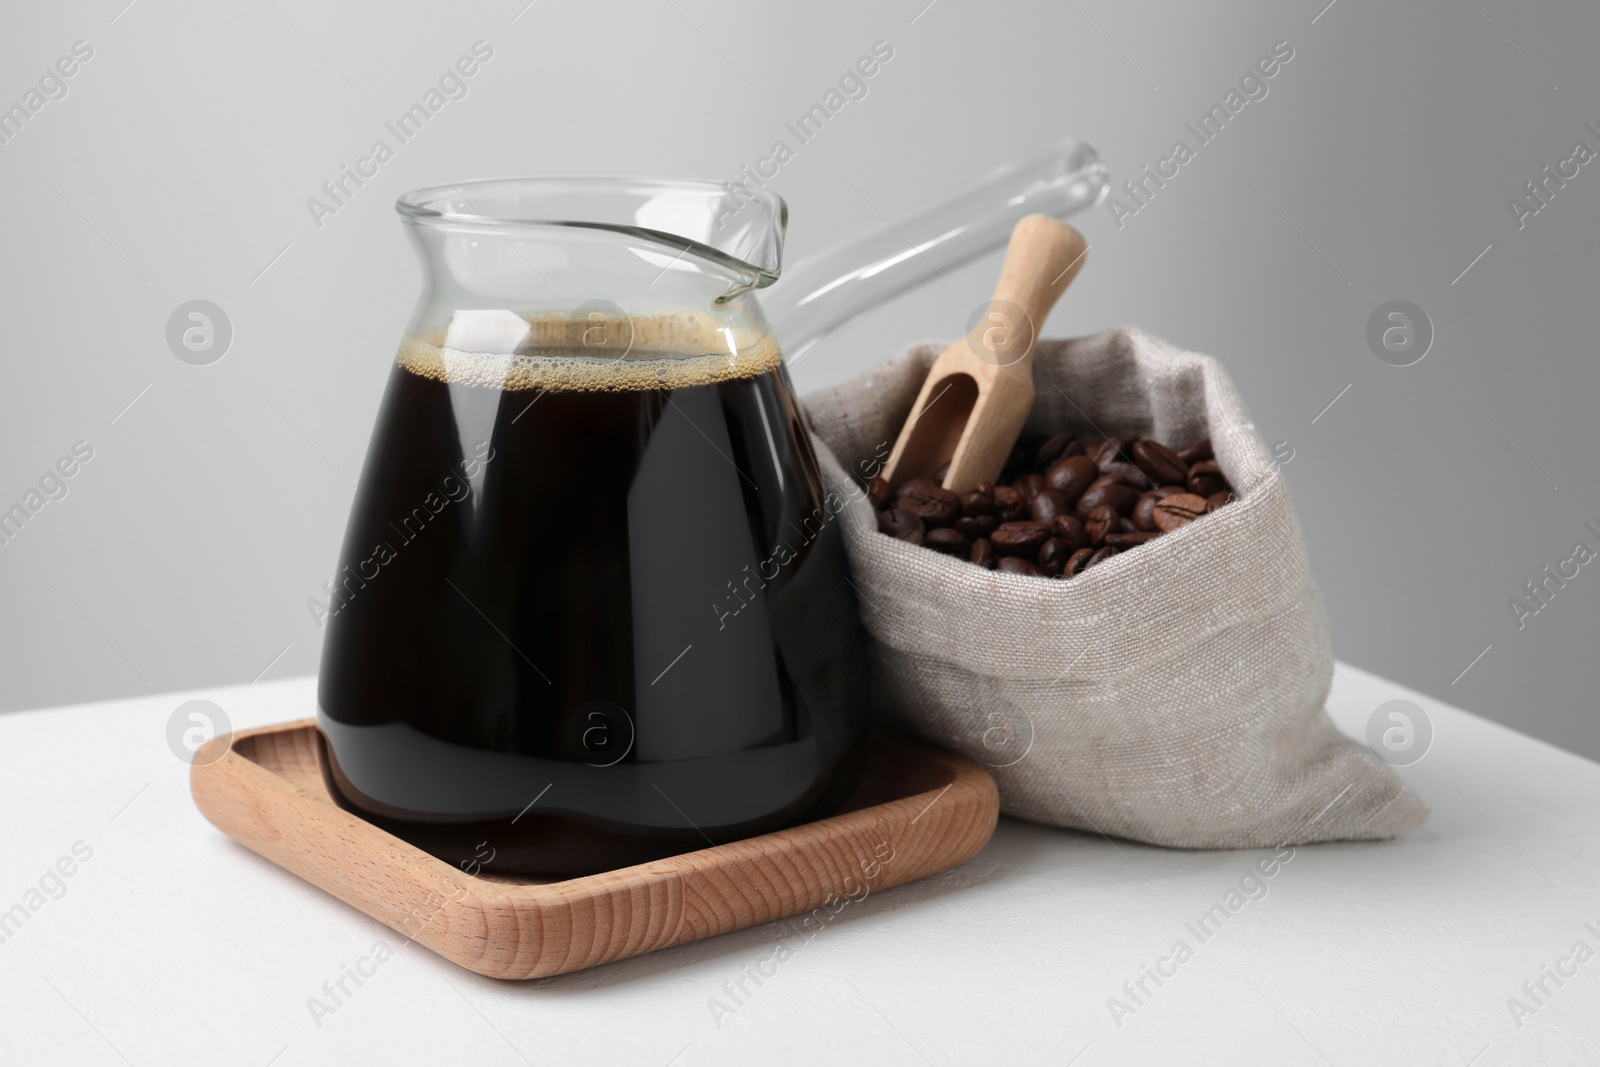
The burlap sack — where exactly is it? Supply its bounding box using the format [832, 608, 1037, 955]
[802, 327, 1428, 848]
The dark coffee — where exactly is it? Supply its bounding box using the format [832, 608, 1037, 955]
[318, 318, 868, 877]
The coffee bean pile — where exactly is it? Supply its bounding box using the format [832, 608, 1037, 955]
[869, 433, 1233, 578]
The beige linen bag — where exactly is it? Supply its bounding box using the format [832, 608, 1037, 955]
[802, 327, 1427, 848]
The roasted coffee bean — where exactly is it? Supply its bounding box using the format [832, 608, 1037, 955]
[990, 520, 1050, 557]
[1037, 537, 1073, 576]
[877, 506, 926, 541]
[970, 537, 996, 569]
[1045, 455, 1100, 506]
[961, 482, 996, 515]
[1102, 461, 1153, 490]
[1093, 437, 1135, 471]
[893, 509, 926, 537]
[1049, 513, 1088, 551]
[1029, 488, 1069, 524]
[1035, 432, 1077, 468]
[1085, 505, 1120, 546]
[1087, 545, 1117, 568]
[993, 485, 1029, 521]
[997, 556, 1040, 577]
[1013, 472, 1045, 498]
[1116, 516, 1136, 534]
[1206, 491, 1234, 514]
[1177, 438, 1213, 465]
[1064, 547, 1094, 577]
[1132, 492, 1161, 532]
[898, 481, 961, 524]
[1076, 481, 1140, 517]
[960, 489, 995, 518]
[1105, 531, 1159, 549]
[954, 514, 998, 540]
[866, 476, 892, 510]
[1187, 460, 1229, 498]
[1152, 493, 1208, 532]
[924, 527, 970, 556]
[1132, 439, 1188, 487]
[894, 477, 942, 513]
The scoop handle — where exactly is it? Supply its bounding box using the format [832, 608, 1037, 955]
[965, 215, 1088, 374]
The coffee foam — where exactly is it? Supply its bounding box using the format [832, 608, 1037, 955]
[398, 310, 782, 393]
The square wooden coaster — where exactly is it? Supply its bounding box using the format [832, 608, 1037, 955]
[191, 721, 998, 979]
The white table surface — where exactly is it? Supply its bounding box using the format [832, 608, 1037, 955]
[1, 663, 1596, 1066]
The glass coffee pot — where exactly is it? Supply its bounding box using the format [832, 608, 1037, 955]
[317, 179, 870, 877]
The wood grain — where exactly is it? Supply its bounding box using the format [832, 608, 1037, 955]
[882, 215, 1089, 493]
[190, 722, 998, 980]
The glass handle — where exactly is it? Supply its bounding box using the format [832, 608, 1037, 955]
[766, 138, 1108, 368]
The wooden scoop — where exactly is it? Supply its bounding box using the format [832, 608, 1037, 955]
[881, 215, 1088, 493]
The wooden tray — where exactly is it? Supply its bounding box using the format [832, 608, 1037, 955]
[190, 720, 998, 980]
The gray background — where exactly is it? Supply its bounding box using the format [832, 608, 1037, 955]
[2, 0, 1596, 758]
